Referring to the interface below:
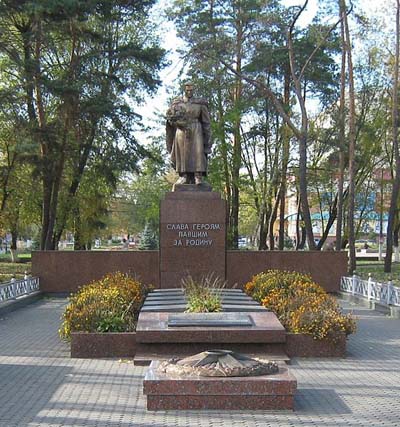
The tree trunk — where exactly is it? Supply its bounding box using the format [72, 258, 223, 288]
[40, 173, 52, 249]
[216, 82, 231, 242]
[10, 229, 18, 263]
[279, 69, 291, 250]
[298, 132, 316, 249]
[295, 197, 306, 250]
[336, 10, 346, 251]
[230, 14, 243, 250]
[287, 8, 316, 250]
[342, 0, 357, 272]
[385, 0, 400, 272]
[394, 225, 400, 262]
[317, 195, 338, 250]
[258, 208, 268, 250]
[73, 207, 86, 250]
[268, 191, 280, 250]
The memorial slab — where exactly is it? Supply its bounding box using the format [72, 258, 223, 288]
[167, 313, 253, 327]
[160, 191, 226, 288]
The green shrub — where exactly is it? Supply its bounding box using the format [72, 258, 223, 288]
[59, 272, 150, 340]
[182, 273, 225, 313]
[245, 269, 356, 341]
[138, 223, 158, 250]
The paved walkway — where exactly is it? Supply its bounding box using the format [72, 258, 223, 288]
[0, 298, 399, 427]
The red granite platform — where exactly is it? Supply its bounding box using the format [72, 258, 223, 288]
[143, 360, 297, 410]
[136, 311, 286, 344]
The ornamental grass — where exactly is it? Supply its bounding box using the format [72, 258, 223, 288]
[244, 270, 356, 341]
[59, 272, 150, 340]
[181, 273, 225, 313]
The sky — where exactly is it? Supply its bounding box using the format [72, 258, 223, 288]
[135, 0, 393, 145]
[135, 0, 184, 144]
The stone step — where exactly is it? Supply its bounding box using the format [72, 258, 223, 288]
[145, 294, 255, 301]
[150, 288, 244, 294]
[140, 304, 268, 312]
[143, 298, 259, 307]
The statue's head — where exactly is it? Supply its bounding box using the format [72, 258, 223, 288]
[183, 81, 194, 99]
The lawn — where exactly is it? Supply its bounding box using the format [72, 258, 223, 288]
[355, 262, 400, 286]
[0, 260, 32, 283]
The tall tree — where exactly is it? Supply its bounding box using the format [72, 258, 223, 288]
[339, 0, 357, 272]
[385, 0, 400, 272]
[0, 0, 165, 249]
[335, 1, 347, 251]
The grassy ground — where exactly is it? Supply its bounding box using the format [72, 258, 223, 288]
[0, 258, 32, 283]
[0, 252, 31, 261]
[355, 262, 400, 285]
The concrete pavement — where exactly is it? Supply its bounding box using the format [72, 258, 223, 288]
[0, 298, 399, 426]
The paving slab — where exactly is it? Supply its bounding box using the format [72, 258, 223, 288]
[1, 297, 400, 426]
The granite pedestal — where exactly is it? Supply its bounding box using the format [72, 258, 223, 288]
[143, 360, 297, 410]
[160, 191, 226, 288]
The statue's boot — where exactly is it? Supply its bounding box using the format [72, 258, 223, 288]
[195, 173, 202, 185]
[176, 174, 189, 185]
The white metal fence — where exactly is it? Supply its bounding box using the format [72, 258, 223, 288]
[0, 275, 40, 303]
[341, 275, 400, 307]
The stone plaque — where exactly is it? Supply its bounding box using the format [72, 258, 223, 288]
[160, 191, 226, 288]
[167, 313, 253, 328]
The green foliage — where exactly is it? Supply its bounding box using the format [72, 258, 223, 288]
[68, 168, 114, 249]
[245, 270, 356, 341]
[96, 316, 126, 333]
[0, 118, 41, 243]
[182, 273, 226, 313]
[186, 293, 221, 313]
[138, 223, 158, 250]
[283, 235, 295, 249]
[0, 0, 166, 249]
[59, 272, 150, 340]
[108, 142, 170, 238]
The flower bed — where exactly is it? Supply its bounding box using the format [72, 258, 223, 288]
[285, 332, 347, 358]
[59, 272, 150, 340]
[71, 332, 137, 358]
[245, 270, 356, 343]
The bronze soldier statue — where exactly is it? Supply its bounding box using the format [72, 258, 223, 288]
[166, 82, 211, 186]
